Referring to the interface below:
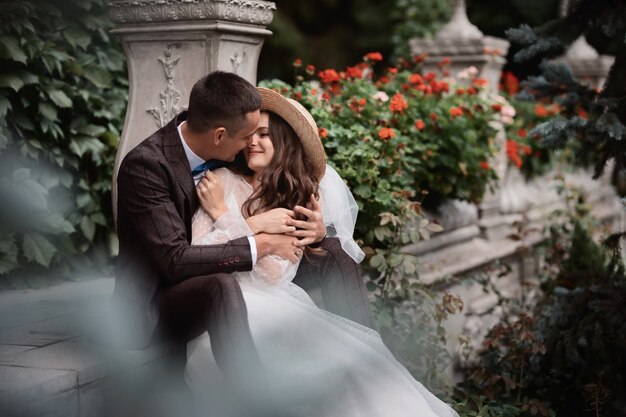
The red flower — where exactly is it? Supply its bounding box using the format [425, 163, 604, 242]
[522, 145, 532, 155]
[318, 69, 341, 84]
[472, 78, 488, 87]
[491, 103, 503, 112]
[467, 87, 477, 95]
[517, 128, 528, 138]
[415, 119, 425, 130]
[413, 53, 427, 63]
[387, 67, 398, 75]
[319, 128, 328, 139]
[506, 139, 522, 168]
[501, 71, 519, 95]
[456, 88, 465, 95]
[577, 108, 588, 119]
[449, 106, 463, 117]
[305, 64, 316, 75]
[535, 104, 548, 117]
[293, 58, 302, 67]
[322, 93, 331, 101]
[293, 92, 302, 100]
[429, 112, 438, 121]
[378, 76, 390, 84]
[364, 52, 383, 61]
[432, 81, 449, 93]
[408, 73, 423, 85]
[480, 161, 490, 170]
[378, 127, 395, 140]
[424, 72, 436, 82]
[346, 66, 363, 79]
[389, 93, 408, 113]
[437, 57, 451, 67]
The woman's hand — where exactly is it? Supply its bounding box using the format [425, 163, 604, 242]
[255, 233, 302, 263]
[247, 208, 297, 234]
[197, 171, 228, 221]
[289, 194, 326, 246]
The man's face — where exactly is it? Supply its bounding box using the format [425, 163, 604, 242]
[220, 110, 260, 161]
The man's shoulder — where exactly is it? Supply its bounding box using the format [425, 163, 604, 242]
[120, 129, 167, 171]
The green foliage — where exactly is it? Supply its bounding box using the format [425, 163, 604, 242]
[390, 0, 452, 57]
[505, 0, 626, 181]
[0, 0, 127, 280]
[456, 183, 626, 416]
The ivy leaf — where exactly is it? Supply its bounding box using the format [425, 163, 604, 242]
[63, 26, 91, 50]
[0, 236, 19, 274]
[0, 73, 25, 92]
[80, 216, 96, 241]
[39, 102, 58, 121]
[69, 136, 105, 158]
[39, 213, 75, 234]
[0, 36, 28, 64]
[48, 90, 73, 108]
[84, 65, 112, 88]
[0, 96, 11, 118]
[22, 233, 57, 267]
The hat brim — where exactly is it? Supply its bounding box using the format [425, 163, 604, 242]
[257, 87, 326, 180]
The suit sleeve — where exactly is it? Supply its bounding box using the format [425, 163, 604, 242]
[117, 151, 253, 285]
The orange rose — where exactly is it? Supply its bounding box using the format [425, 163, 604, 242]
[378, 127, 395, 140]
[449, 106, 463, 117]
[480, 161, 490, 170]
[318, 69, 341, 84]
[389, 93, 408, 113]
[408, 73, 423, 84]
[319, 128, 328, 139]
[364, 52, 383, 61]
[415, 120, 425, 130]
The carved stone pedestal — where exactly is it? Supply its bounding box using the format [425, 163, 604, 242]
[106, 0, 276, 215]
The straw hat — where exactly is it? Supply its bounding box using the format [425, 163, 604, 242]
[257, 87, 326, 180]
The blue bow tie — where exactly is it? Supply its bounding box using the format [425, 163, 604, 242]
[191, 160, 226, 177]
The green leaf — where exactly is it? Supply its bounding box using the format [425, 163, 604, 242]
[69, 136, 105, 158]
[0, 236, 19, 275]
[0, 36, 28, 64]
[63, 26, 91, 50]
[0, 96, 12, 118]
[83, 65, 112, 88]
[48, 90, 73, 108]
[0, 73, 24, 92]
[40, 213, 75, 234]
[39, 102, 58, 121]
[80, 216, 96, 241]
[22, 233, 57, 267]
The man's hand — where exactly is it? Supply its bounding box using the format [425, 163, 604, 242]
[288, 194, 326, 247]
[197, 171, 227, 221]
[255, 233, 302, 263]
[247, 208, 297, 234]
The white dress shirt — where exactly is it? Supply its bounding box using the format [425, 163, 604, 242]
[177, 121, 257, 264]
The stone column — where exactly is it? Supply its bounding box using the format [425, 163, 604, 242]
[106, 0, 276, 217]
[409, 0, 509, 92]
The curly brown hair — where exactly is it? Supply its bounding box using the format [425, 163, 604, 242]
[239, 111, 320, 219]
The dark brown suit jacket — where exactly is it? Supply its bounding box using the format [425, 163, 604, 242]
[114, 113, 253, 347]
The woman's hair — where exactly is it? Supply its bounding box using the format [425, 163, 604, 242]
[239, 111, 320, 220]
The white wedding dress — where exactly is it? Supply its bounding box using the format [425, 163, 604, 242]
[186, 167, 458, 417]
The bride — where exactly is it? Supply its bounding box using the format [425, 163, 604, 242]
[185, 87, 458, 417]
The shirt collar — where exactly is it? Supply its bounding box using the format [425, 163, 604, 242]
[177, 121, 204, 171]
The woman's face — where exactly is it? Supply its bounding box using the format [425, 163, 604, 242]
[245, 112, 275, 174]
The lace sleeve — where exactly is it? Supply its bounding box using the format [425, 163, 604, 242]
[191, 169, 254, 246]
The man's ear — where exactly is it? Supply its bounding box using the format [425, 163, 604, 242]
[213, 127, 227, 146]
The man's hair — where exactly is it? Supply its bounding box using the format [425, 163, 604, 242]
[186, 71, 261, 134]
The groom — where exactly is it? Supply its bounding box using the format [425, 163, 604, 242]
[114, 70, 373, 382]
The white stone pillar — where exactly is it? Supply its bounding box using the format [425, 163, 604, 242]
[106, 0, 276, 217]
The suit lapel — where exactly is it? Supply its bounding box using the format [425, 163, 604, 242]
[161, 113, 199, 215]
